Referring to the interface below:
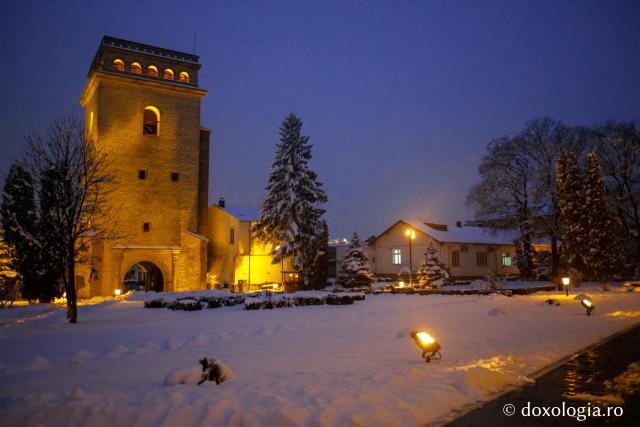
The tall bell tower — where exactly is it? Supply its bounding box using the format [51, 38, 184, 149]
[80, 36, 210, 296]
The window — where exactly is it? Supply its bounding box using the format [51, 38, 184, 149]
[163, 68, 174, 80]
[179, 71, 190, 83]
[147, 65, 158, 77]
[143, 106, 160, 135]
[392, 249, 401, 265]
[113, 59, 125, 71]
[452, 251, 460, 267]
[230, 228, 235, 245]
[138, 170, 146, 180]
[502, 252, 512, 267]
[131, 62, 142, 74]
[171, 172, 179, 182]
[143, 222, 150, 232]
[476, 251, 487, 267]
[88, 111, 94, 135]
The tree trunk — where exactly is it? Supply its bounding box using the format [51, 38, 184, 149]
[66, 254, 77, 324]
[551, 237, 559, 278]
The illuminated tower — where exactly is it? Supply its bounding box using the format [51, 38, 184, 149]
[80, 36, 210, 295]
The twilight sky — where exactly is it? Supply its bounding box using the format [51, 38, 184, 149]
[1, 0, 639, 238]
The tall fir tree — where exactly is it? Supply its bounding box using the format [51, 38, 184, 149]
[556, 151, 588, 275]
[583, 152, 626, 280]
[0, 163, 61, 302]
[253, 113, 328, 287]
[336, 232, 375, 289]
[416, 244, 450, 288]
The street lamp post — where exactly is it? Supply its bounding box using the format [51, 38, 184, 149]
[405, 229, 416, 286]
[562, 276, 570, 297]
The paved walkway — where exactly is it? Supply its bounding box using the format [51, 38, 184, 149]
[447, 324, 640, 426]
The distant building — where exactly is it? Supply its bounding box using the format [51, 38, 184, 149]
[207, 200, 293, 291]
[354, 220, 549, 280]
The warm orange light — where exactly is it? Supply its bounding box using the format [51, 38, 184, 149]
[405, 229, 416, 239]
[179, 71, 190, 82]
[147, 65, 158, 77]
[113, 58, 125, 71]
[131, 62, 142, 74]
[272, 283, 279, 289]
[562, 277, 570, 286]
[114, 289, 122, 296]
[163, 68, 174, 80]
[416, 331, 436, 346]
[582, 299, 592, 307]
[398, 281, 405, 288]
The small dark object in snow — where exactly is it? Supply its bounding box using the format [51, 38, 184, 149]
[198, 357, 230, 385]
[167, 299, 202, 311]
[546, 298, 560, 306]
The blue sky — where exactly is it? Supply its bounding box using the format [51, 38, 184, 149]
[1, 0, 639, 238]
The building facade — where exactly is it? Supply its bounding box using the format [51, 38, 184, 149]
[208, 201, 292, 291]
[341, 220, 549, 280]
[79, 36, 210, 296]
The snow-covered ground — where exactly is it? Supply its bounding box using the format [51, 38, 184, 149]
[1, 285, 639, 426]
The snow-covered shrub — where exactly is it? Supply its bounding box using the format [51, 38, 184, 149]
[336, 232, 375, 289]
[144, 299, 167, 309]
[325, 294, 355, 305]
[167, 299, 202, 311]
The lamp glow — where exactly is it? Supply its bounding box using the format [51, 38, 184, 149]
[114, 289, 122, 296]
[410, 330, 442, 363]
[562, 277, 570, 286]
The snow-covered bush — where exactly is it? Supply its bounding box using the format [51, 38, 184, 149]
[144, 299, 167, 309]
[167, 299, 202, 311]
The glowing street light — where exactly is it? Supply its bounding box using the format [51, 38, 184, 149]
[561, 276, 570, 296]
[581, 298, 594, 316]
[114, 289, 122, 296]
[410, 330, 442, 363]
[405, 228, 416, 286]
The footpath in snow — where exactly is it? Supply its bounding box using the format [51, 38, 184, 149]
[0, 284, 639, 426]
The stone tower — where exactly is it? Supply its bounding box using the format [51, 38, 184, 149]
[79, 36, 210, 296]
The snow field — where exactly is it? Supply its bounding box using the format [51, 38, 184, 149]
[0, 286, 639, 426]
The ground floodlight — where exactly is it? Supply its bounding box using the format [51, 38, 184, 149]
[411, 331, 442, 363]
[114, 289, 122, 296]
[581, 298, 594, 316]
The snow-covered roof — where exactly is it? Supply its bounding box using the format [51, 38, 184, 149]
[224, 206, 260, 222]
[401, 220, 518, 245]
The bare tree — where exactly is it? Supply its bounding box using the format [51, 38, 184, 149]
[27, 116, 114, 323]
[466, 136, 539, 277]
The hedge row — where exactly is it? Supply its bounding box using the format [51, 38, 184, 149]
[244, 293, 365, 310]
[144, 295, 246, 311]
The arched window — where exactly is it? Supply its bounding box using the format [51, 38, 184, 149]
[147, 65, 158, 77]
[131, 62, 142, 74]
[163, 68, 174, 80]
[143, 106, 160, 136]
[179, 71, 190, 83]
[113, 59, 125, 72]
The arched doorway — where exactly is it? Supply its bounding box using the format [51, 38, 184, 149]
[124, 262, 164, 292]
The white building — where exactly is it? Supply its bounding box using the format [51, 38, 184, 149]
[341, 220, 549, 280]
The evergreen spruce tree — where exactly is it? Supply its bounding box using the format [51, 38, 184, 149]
[556, 151, 588, 275]
[0, 163, 58, 301]
[306, 221, 329, 289]
[416, 244, 450, 288]
[583, 152, 625, 280]
[336, 232, 375, 289]
[253, 113, 328, 288]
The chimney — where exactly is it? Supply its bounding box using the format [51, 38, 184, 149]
[456, 221, 462, 228]
[218, 197, 225, 208]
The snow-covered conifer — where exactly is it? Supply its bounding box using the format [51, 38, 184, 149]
[336, 232, 375, 289]
[253, 113, 328, 286]
[583, 152, 625, 280]
[416, 244, 450, 288]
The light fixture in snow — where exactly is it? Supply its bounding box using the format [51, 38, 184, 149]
[411, 330, 442, 363]
[272, 283, 279, 289]
[581, 298, 594, 316]
[114, 289, 122, 296]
